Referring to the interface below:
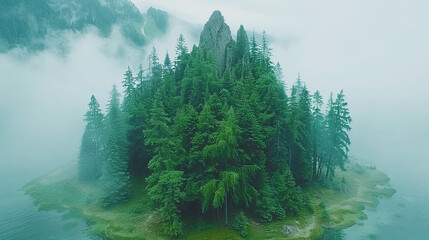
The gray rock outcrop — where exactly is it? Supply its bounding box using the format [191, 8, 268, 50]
[282, 225, 300, 234]
[199, 10, 234, 75]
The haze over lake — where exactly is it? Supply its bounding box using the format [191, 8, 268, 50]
[1, 1, 428, 239]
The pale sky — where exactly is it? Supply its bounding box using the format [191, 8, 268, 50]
[0, 0, 428, 176]
[132, 0, 429, 167]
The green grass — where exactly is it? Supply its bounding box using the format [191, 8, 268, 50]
[313, 163, 396, 229]
[23, 161, 395, 240]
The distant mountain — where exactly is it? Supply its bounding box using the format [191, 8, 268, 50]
[0, 0, 169, 52]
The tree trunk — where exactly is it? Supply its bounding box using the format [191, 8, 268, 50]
[312, 145, 317, 180]
[224, 194, 228, 225]
[317, 156, 323, 178]
[325, 167, 330, 180]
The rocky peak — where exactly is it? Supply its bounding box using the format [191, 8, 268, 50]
[199, 10, 234, 75]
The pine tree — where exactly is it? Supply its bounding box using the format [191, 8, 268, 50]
[175, 33, 188, 66]
[161, 52, 180, 118]
[261, 31, 273, 69]
[311, 91, 325, 179]
[78, 95, 104, 181]
[122, 66, 134, 98]
[273, 62, 284, 84]
[75, 17, 355, 235]
[233, 25, 250, 66]
[201, 108, 259, 225]
[144, 91, 185, 236]
[174, 34, 189, 82]
[288, 77, 313, 185]
[101, 85, 130, 206]
[271, 168, 305, 215]
[250, 32, 260, 64]
[148, 47, 163, 97]
[324, 90, 352, 180]
[233, 211, 249, 237]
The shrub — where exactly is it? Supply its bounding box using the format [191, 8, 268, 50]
[233, 211, 249, 238]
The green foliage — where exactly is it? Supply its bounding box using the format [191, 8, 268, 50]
[233, 211, 249, 237]
[233, 25, 250, 65]
[271, 169, 307, 216]
[319, 229, 345, 240]
[101, 85, 131, 207]
[76, 19, 352, 237]
[153, 170, 185, 237]
[319, 201, 330, 222]
[323, 90, 352, 179]
[288, 75, 313, 186]
[78, 95, 103, 181]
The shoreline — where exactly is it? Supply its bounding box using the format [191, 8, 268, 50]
[23, 161, 395, 239]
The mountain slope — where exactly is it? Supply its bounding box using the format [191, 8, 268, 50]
[0, 0, 169, 52]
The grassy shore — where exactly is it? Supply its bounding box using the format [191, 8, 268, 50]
[23, 161, 395, 240]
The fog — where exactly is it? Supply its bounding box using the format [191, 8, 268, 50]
[0, 1, 428, 239]
[0, 0, 426, 199]
[1, 0, 426, 181]
[134, 1, 429, 237]
[133, 0, 429, 170]
[0, 24, 197, 180]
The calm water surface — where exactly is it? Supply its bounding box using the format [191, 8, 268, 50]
[1, 157, 427, 240]
[0, 167, 94, 240]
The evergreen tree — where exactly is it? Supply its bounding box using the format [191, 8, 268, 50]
[144, 91, 185, 236]
[250, 32, 260, 65]
[233, 25, 250, 66]
[324, 90, 352, 180]
[288, 76, 313, 185]
[233, 211, 249, 237]
[148, 47, 163, 97]
[174, 34, 189, 83]
[175, 33, 188, 66]
[311, 91, 325, 179]
[201, 108, 259, 224]
[101, 85, 130, 206]
[261, 31, 273, 69]
[273, 62, 284, 85]
[78, 95, 104, 181]
[74, 18, 354, 236]
[122, 66, 135, 98]
[161, 52, 180, 118]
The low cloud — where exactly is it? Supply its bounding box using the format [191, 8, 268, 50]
[134, 0, 429, 168]
[0, 21, 196, 176]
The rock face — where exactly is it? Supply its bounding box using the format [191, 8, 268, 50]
[282, 225, 300, 234]
[199, 10, 234, 75]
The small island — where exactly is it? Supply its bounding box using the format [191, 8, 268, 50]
[24, 160, 394, 239]
[24, 11, 395, 240]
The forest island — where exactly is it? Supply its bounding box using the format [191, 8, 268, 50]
[24, 11, 395, 240]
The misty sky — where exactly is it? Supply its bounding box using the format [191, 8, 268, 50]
[0, 0, 428, 179]
[132, 0, 429, 168]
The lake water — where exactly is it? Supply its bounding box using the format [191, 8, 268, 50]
[318, 154, 429, 240]
[342, 158, 429, 240]
[2, 157, 428, 240]
[0, 167, 95, 240]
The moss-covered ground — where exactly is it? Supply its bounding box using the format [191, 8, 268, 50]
[23, 161, 395, 240]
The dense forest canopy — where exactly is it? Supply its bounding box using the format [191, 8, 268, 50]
[78, 11, 351, 237]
